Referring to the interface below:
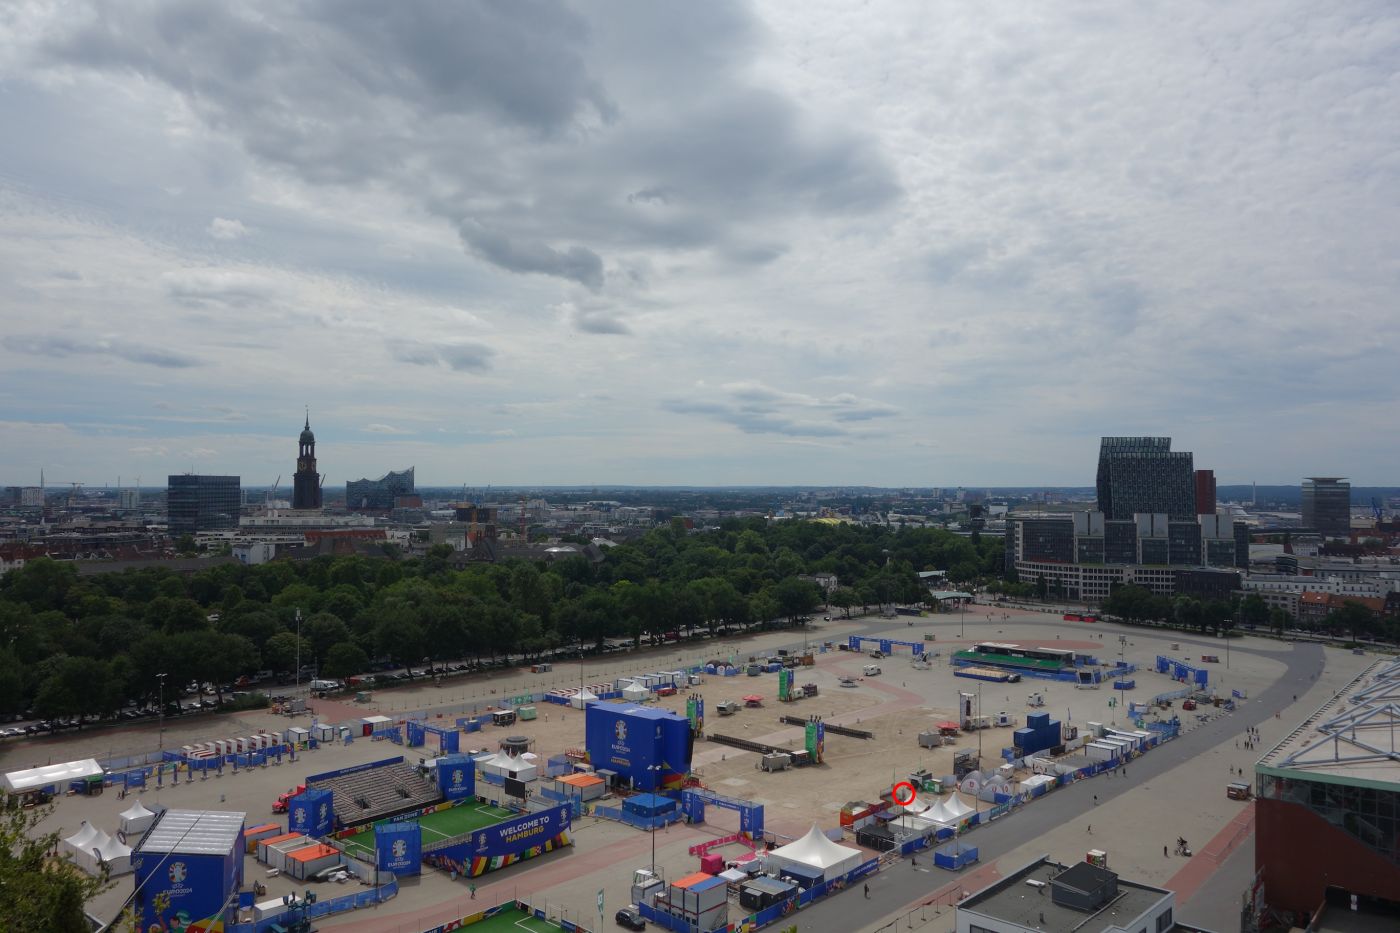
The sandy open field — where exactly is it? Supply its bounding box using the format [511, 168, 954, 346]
[3, 605, 1370, 932]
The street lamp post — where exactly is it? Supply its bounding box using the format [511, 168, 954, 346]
[295, 608, 302, 713]
[156, 672, 167, 750]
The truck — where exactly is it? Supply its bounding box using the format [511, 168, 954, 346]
[273, 784, 307, 813]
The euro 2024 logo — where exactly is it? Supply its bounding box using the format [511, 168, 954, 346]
[293, 807, 306, 827]
[168, 861, 187, 885]
[452, 769, 465, 786]
[391, 839, 408, 860]
[614, 720, 627, 743]
[318, 802, 328, 823]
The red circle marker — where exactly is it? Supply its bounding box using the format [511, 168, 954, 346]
[891, 781, 917, 807]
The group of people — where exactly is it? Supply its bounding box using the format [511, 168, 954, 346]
[1238, 724, 1261, 751]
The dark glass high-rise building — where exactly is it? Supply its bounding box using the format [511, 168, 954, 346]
[292, 413, 322, 510]
[1301, 477, 1350, 537]
[1096, 437, 1195, 521]
[167, 475, 241, 534]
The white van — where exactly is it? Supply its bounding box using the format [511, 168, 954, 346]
[309, 679, 343, 692]
[863, 664, 881, 676]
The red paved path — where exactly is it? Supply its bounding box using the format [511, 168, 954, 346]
[1166, 801, 1255, 902]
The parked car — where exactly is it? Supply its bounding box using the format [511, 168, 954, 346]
[615, 905, 646, 930]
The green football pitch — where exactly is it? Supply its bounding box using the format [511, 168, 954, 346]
[339, 802, 516, 860]
[462, 906, 564, 933]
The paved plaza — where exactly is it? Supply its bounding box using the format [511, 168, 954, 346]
[0, 604, 1372, 932]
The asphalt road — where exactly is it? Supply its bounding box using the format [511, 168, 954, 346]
[792, 619, 1325, 933]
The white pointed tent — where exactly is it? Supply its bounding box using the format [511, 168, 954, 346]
[570, 688, 598, 709]
[62, 823, 100, 869]
[763, 824, 864, 880]
[95, 834, 133, 875]
[941, 793, 976, 819]
[622, 682, 650, 702]
[479, 751, 538, 781]
[119, 799, 157, 836]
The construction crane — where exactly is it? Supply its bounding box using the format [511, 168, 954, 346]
[50, 482, 84, 509]
[269, 474, 281, 507]
[1373, 498, 1384, 522]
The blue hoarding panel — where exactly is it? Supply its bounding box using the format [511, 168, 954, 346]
[436, 755, 476, 801]
[468, 804, 571, 859]
[376, 820, 421, 876]
[288, 787, 334, 838]
[440, 729, 460, 754]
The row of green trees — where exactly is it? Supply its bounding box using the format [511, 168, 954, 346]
[0, 520, 1002, 721]
[1099, 583, 1399, 642]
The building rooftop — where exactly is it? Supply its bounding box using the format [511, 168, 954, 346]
[137, 809, 245, 856]
[1259, 656, 1400, 789]
[959, 856, 1172, 933]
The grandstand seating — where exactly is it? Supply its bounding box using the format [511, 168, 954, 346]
[310, 762, 442, 827]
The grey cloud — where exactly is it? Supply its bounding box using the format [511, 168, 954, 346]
[391, 340, 495, 373]
[457, 222, 604, 290]
[163, 270, 277, 307]
[573, 311, 631, 335]
[663, 382, 898, 437]
[36, 0, 897, 286]
[438, 343, 496, 372]
[52, 269, 84, 281]
[3, 334, 199, 368]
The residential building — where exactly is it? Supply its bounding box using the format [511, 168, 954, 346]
[954, 853, 1206, 933]
[1254, 657, 1400, 928]
[291, 413, 323, 510]
[1301, 476, 1351, 537]
[167, 475, 241, 534]
[346, 467, 415, 513]
[1095, 437, 1195, 521]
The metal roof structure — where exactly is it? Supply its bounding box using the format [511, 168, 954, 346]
[1259, 656, 1400, 789]
[136, 809, 245, 856]
[3, 758, 103, 793]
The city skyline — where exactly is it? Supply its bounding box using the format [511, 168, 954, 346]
[2, 2, 1397, 486]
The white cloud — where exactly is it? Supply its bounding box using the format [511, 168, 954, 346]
[207, 217, 250, 240]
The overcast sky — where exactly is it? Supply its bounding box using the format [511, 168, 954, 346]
[1, 1, 1396, 488]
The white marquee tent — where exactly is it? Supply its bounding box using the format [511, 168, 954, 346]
[62, 823, 100, 869]
[96, 834, 133, 875]
[570, 688, 598, 709]
[622, 682, 650, 703]
[4, 758, 104, 793]
[763, 824, 864, 880]
[479, 751, 538, 782]
[119, 800, 157, 836]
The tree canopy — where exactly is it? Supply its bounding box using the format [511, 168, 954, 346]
[0, 520, 1003, 717]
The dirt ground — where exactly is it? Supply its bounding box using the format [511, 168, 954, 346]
[2, 606, 1354, 932]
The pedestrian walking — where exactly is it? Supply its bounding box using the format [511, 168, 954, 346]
[1087, 825, 1092, 834]
[864, 883, 870, 899]
[470, 882, 477, 899]
[1093, 795, 1098, 805]
[1164, 845, 1168, 857]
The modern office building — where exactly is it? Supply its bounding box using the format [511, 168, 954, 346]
[291, 413, 323, 510]
[1193, 469, 1216, 515]
[1096, 437, 1195, 521]
[346, 467, 415, 513]
[954, 854, 1207, 933]
[1253, 656, 1400, 928]
[1005, 511, 1245, 602]
[1301, 477, 1351, 537]
[167, 475, 241, 534]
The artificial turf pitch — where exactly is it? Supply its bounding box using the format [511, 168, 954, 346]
[340, 803, 516, 860]
[461, 906, 562, 933]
